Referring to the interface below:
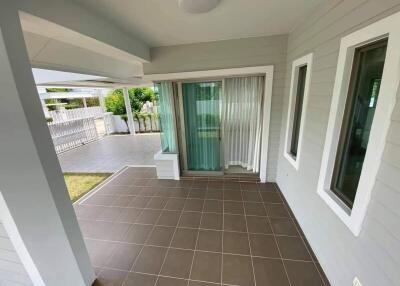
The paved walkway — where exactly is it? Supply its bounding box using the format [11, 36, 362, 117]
[58, 134, 161, 173]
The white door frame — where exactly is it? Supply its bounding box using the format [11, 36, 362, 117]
[178, 79, 224, 174]
[145, 65, 274, 182]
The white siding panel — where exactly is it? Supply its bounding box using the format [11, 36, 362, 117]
[383, 143, 400, 169]
[277, 1, 400, 286]
[0, 223, 32, 286]
[391, 101, 400, 121]
[377, 162, 400, 193]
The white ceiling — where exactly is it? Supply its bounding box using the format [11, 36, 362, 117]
[74, 0, 324, 47]
[23, 31, 144, 79]
[32, 68, 103, 85]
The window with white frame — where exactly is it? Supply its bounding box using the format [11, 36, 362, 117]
[284, 53, 313, 169]
[317, 11, 400, 236]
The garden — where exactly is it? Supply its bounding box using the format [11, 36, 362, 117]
[105, 87, 160, 133]
[47, 87, 160, 202]
[64, 173, 111, 202]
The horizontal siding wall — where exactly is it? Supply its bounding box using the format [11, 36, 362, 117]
[0, 222, 32, 286]
[276, 1, 400, 286]
[144, 35, 288, 181]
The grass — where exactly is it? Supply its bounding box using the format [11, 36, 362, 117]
[64, 173, 112, 203]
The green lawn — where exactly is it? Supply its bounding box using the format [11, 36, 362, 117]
[64, 173, 112, 203]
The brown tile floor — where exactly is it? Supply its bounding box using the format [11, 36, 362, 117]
[75, 167, 330, 286]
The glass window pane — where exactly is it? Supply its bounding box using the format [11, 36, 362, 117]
[331, 39, 388, 208]
[182, 82, 221, 171]
[155, 82, 177, 153]
[290, 65, 307, 157]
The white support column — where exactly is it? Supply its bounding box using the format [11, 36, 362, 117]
[98, 89, 106, 112]
[123, 87, 135, 134]
[40, 98, 50, 118]
[82, 97, 88, 108]
[0, 5, 95, 286]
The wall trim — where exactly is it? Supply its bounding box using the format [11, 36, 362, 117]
[283, 53, 313, 170]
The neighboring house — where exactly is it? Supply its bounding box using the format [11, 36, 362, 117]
[1, 1, 400, 286]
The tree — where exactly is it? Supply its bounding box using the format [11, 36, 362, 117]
[105, 87, 156, 114]
[104, 93, 126, 115]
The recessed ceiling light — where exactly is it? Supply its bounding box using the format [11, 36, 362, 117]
[179, 0, 220, 14]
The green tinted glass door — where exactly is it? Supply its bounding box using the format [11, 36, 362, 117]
[182, 82, 221, 171]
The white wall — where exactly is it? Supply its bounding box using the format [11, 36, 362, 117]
[276, 1, 400, 285]
[144, 35, 288, 181]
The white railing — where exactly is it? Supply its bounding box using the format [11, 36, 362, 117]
[48, 117, 98, 154]
[49, 106, 103, 122]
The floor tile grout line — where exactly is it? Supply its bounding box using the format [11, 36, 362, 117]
[260, 189, 293, 286]
[286, 208, 327, 285]
[185, 197, 203, 286]
[94, 182, 276, 191]
[221, 188, 224, 286]
[130, 270, 241, 286]
[273, 184, 327, 285]
[101, 207, 146, 273]
[82, 197, 284, 207]
[75, 165, 131, 205]
[84, 169, 327, 285]
[87, 240, 314, 263]
[78, 203, 290, 223]
[153, 195, 189, 286]
[79, 218, 301, 237]
[81, 197, 284, 209]
[92, 180, 306, 285]
[94, 250, 318, 273]
[121, 199, 166, 286]
[242, 191, 257, 286]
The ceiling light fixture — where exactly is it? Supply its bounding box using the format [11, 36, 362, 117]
[179, 0, 220, 14]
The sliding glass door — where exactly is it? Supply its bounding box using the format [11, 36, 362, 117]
[182, 81, 222, 171]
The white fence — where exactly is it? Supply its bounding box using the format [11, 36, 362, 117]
[48, 117, 98, 154]
[49, 106, 103, 123]
[103, 112, 114, 135]
[135, 116, 160, 133]
[111, 114, 160, 133]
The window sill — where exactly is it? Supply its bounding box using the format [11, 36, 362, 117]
[317, 186, 360, 235]
[283, 152, 299, 170]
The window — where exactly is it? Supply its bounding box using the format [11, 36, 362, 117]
[284, 53, 313, 169]
[317, 11, 400, 236]
[331, 39, 387, 208]
[290, 65, 307, 157]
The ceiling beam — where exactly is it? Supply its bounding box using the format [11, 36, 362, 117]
[12, 0, 150, 63]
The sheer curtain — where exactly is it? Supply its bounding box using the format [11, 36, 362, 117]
[222, 76, 264, 172]
[156, 82, 177, 153]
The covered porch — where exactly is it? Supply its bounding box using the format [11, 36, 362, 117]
[1, 1, 400, 286]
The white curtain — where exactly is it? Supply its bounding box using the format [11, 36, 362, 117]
[222, 76, 264, 172]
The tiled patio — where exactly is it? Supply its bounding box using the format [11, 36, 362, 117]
[58, 134, 161, 173]
[74, 167, 330, 286]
